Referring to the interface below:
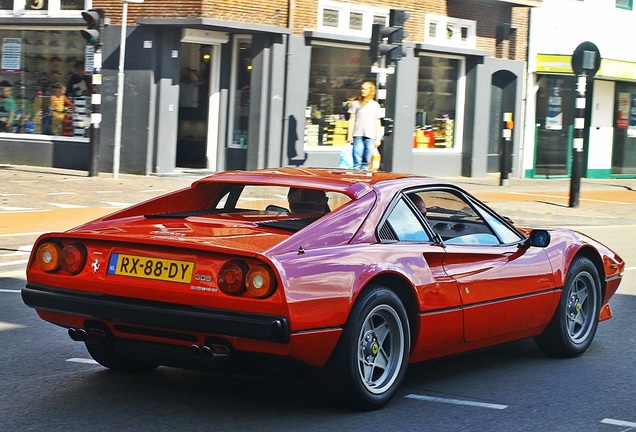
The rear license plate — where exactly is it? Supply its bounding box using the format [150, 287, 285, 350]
[107, 253, 194, 284]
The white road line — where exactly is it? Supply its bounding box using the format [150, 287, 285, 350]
[0, 193, 26, 197]
[49, 203, 87, 209]
[0, 289, 21, 293]
[67, 358, 99, 365]
[101, 202, 132, 207]
[509, 191, 633, 205]
[405, 394, 508, 410]
[0, 259, 28, 267]
[601, 418, 636, 428]
[0, 232, 44, 237]
[625, 267, 636, 272]
[0, 206, 40, 212]
[47, 192, 77, 196]
[0, 321, 25, 330]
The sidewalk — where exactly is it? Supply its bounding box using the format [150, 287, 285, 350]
[1, 164, 636, 228]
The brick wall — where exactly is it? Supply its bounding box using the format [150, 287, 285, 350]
[93, 0, 530, 61]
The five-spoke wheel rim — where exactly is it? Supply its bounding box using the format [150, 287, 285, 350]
[565, 270, 598, 344]
[356, 304, 405, 395]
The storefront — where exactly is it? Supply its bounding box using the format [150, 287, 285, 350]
[528, 54, 636, 179]
[0, 1, 92, 169]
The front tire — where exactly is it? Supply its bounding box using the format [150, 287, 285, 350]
[535, 257, 601, 357]
[326, 286, 410, 410]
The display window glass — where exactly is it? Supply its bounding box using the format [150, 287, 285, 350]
[305, 44, 376, 149]
[612, 83, 636, 175]
[414, 55, 463, 150]
[0, 29, 90, 137]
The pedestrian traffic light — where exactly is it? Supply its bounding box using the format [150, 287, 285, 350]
[382, 117, 394, 136]
[369, 9, 410, 65]
[80, 9, 105, 46]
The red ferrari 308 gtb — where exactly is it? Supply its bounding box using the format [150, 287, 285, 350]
[22, 168, 624, 409]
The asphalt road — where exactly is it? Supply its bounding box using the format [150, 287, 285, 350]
[1, 165, 635, 430]
[1, 274, 634, 431]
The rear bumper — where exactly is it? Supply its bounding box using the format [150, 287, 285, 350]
[22, 283, 290, 343]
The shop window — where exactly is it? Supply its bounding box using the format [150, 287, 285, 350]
[0, 0, 12, 10]
[318, 0, 388, 37]
[0, 29, 90, 137]
[612, 85, 636, 175]
[305, 44, 376, 149]
[414, 55, 463, 150]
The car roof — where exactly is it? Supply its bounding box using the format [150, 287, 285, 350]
[192, 168, 450, 200]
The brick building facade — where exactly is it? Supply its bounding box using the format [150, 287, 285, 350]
[0, 0, 541, 177]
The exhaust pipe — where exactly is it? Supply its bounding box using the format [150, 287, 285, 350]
[190, 344, 230, 360]
[67, 328, 105, 344]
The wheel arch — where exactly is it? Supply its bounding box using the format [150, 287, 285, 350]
[357, 272, 420, 353]
[573, 245, 606, 298]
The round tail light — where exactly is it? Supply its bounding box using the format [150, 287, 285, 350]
[218, 260, 248, 295]
[246, 265, 277, 298]
[36, 242, 62, 272]
[60, 243, 87, 275]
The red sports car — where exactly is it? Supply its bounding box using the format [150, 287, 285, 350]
[22, 168, 624, 409]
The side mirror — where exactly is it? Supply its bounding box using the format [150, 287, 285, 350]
[522, 229, 551, 248]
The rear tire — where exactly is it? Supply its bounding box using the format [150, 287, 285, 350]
[535, 257, 601, 357]
[325, 286, 410, 410]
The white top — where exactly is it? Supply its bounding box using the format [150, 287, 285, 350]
[348, 99, 382, 138]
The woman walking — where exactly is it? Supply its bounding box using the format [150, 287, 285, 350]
[347, 81, 383, 170]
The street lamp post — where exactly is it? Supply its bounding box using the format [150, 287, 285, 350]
[113, 0, 144, 179]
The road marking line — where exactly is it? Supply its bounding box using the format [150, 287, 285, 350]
[0, 259, 28, 267]
[47, 192, 77, 196]
[67, 358, 99, 365]
[0, 289, 21, 293]
[50, 203, 87, 209]
[101, 201, 132, 207]
[625, 267, 636, 272]
[0, 206, 40, 212]
[405, 394, 508, 410]
[0, 232, 44, 237]
[0, 321, 25, 330]
[509, 191, 632, 205]
[601, 418, 636, 428]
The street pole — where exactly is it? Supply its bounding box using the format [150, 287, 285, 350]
[113, 0, 144, 180]
[88, 47, 102, 177]
[568, 42, 600, 208]
[569, 73, 586, 207]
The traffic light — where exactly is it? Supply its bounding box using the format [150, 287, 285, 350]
[369, 9, 410, 65]
[80, 9, 105, 46]
[382, 117, 394, 136]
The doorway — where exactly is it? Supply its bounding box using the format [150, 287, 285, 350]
[176, 30, 226, 170]
[176, 43, 210, 168]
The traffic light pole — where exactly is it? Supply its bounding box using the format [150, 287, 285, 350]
[81, 9, 105, 177]
[88, 47, 102, 177]
[569, 72, 587, 207]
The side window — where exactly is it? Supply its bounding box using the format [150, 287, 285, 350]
[416, 190, 501, 245]
[383, 198, 431, 242]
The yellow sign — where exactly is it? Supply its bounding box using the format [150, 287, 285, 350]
[108, 253, 194, 284]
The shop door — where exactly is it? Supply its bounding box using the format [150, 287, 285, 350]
[534, 77, 575, 177]
[176, 41, 222, 170]
[487, 71, 516, 173]
[225, 37, 252, 170]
